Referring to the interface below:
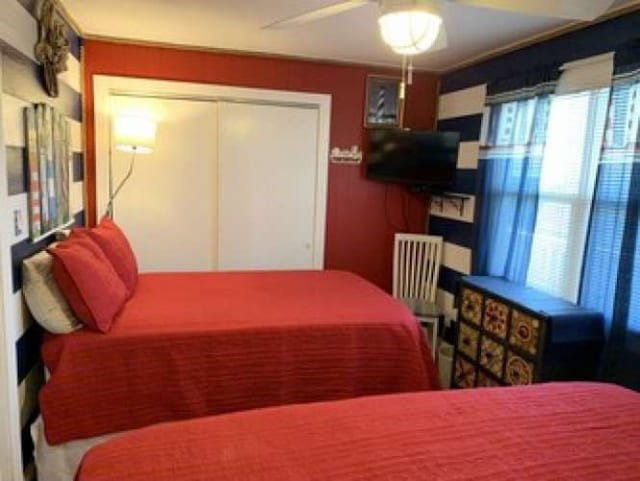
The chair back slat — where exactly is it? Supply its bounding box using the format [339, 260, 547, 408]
[392, 233, 443, 304]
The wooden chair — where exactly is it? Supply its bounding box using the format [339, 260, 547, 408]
[393, 233, 443, 358]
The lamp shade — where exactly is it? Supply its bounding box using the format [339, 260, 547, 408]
[378, 1, 442, 55]
[113, 116, 156, 154]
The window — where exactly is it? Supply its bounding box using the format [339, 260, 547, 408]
[581, 77, 640, 337]
[630, 230, 640, 337]
[479, 54, 615, 303]
[526, 88, 610, 301]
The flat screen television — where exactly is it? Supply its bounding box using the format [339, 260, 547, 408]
[366, 129, 460, 189]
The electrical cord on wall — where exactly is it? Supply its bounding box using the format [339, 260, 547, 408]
[384, 185, 411, 232]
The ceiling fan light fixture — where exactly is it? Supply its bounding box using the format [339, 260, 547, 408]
[378, 0, 442, 55]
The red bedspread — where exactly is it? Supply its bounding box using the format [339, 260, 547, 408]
[41, 270, 438, 445]
[77, 383, 640, 481]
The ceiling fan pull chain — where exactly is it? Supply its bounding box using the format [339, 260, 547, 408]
[399, 54, 407, 100]
[408, 56, 414, 85]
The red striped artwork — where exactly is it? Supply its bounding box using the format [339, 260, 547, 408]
[24, 106, 42, 238]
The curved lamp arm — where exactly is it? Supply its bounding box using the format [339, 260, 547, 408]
[105, 151, 137, 218]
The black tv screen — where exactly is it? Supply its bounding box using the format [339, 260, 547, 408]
[366, 129, 459, 188]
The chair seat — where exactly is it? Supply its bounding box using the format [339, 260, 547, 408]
[401, 298, 439, 318]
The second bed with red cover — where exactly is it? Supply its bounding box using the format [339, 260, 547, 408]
[76, 382, 640, 481]
[40, 270, 438, 444]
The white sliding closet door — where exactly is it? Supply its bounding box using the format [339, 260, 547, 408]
[96, 77, 329, 273]
[217, 102, 319, 270]
[109, 96, 219, 272]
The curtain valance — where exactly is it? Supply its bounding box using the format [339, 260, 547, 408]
[486, 63, 562, 104]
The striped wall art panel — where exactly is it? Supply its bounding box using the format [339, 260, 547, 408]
[2, 6, 83, 478]
[430, 84, 487, 317]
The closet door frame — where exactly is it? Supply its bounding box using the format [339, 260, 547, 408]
[93, 75, 331, 269]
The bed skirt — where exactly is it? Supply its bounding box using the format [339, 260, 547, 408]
[31, 416, 120, 481]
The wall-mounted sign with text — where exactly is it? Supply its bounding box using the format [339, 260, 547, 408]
[329, 145, 362, 164]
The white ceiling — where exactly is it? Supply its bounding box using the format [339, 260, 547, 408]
[61, 0, 639, 72]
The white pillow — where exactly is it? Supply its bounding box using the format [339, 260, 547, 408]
[22, 250, 81, 334]
[54, 228, 71, 241]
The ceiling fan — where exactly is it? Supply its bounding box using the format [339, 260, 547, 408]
[264, 0, 617, 55]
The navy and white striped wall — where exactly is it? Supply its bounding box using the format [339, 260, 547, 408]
[430, 84, 487, 316]
[1, 2, 84, 478]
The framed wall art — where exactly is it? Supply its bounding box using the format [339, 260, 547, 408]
[24, 103, 72, 240]
[364, 75, 403, 128]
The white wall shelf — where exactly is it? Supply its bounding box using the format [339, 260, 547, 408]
[430, 193, 472, 217]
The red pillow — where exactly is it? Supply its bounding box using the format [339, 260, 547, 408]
[49, 230, 127, 333]
[87, 216, 138, 297]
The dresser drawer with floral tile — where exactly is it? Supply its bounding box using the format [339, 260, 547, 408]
[460, 287, 483, 326]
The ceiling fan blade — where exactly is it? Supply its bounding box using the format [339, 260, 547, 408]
[452, 0, 616, 21]
[430, 23, 448, 52]
[263, 0, 372, 29]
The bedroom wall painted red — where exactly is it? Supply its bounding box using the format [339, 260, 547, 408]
[83, 40, 439, 291]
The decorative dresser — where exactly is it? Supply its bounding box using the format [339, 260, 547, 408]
[452, 276, 604, 388]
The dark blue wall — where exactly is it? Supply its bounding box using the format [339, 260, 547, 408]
[441, 10, 640, 93]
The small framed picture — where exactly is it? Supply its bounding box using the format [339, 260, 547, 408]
[364, 75, 403, 128]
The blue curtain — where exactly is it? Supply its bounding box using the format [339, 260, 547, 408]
[475, 95, 552, 283]
[579, 42, 640, 390]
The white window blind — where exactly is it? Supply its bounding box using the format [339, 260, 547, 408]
[526, 54, 613, 302]
[526, 89, 609, 301]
